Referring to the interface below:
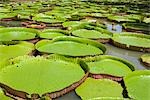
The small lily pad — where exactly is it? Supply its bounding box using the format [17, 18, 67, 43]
[124, 70, 150, 100]
[75, 78, 123, 100]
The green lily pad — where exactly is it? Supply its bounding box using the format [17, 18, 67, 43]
[0, 27, 38, 41]
[107, 15, 136, 22]
[123, 23, 150, 32]
[62, 21, 88, 29]
[39, 29, 68, 39]
[0, 55, 86, 98]
[82, 55, 134, 77]
[140, 54, 150, 67]
[36, 36, 106, 57]
[143, 17, 150, 23]
[32, 13, 66, 23]
[0, 13, 16, 20]
[75, 78, 123, 100]
[0, 41, 34, 62]
[112, 33, 150, 51]
[124, 70, 150, 100]
[72, 29, 111, 39]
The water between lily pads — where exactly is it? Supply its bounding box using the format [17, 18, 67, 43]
[56, 43, 149, 100]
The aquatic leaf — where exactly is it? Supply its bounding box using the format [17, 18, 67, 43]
[140, 54, 150, 67]
[36, 36, 106, 57]
[39, 29, 69, 39]
[72, 29, 111, 39]
[124, 70, 150, 100]
[112, 33, 150, 52]
[107, 15, 136, 22]
[123, 23, 150, 32]
[0, 27, 38, 41]
[75, 78, 123, 100]
[82, 55, 134, 77]
[0, 41, 34, 61]
[0, 55, 87, 98]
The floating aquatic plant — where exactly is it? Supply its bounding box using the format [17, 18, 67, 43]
[124, 70, 150, 100]
[75, 78, 124, 100]
[111, 33, 150, 52]
[0, 55, 88, 99]
[0, 27, 38, 41]
[81, 55, 135, 81]
[140, 54, 150, 67]
[36, 36, 106, 57]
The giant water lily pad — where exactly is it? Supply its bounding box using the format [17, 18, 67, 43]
[123, 23, 150, 32]
[32, 13, 66, 23]
[62, 21, 88, 28]
[107, 15, 136, 22]
[0, 27, 38, 41]
[82, 55, 134, 80]
[36, 36, 106, 57]
[39, 29, 69, 39]
[0, 13, 16, 20]
[112, 33, 150, 52]
[72, 29, 111, 39]
[140, 54, 150, 67]
[0, 55, 88, 99]
[75, 78, 123, 100]
[0, 41, 34, 62]
[124, 70, 150, 100]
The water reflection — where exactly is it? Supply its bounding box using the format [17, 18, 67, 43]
[106, 23, 122, 33]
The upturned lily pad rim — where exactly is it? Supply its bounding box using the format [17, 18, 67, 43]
[0, 55, 89, 99]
